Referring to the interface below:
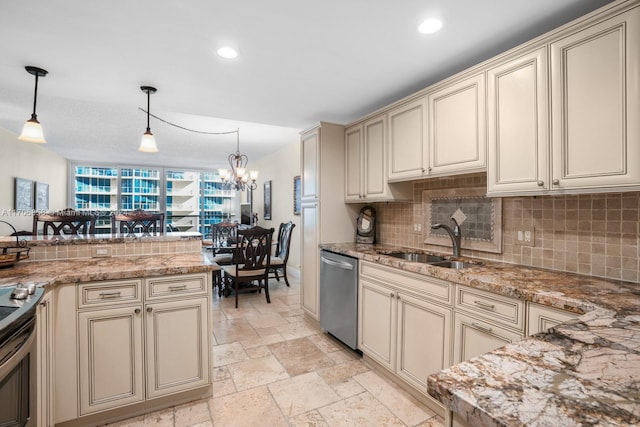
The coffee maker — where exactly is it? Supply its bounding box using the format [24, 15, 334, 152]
[356, 206, 376, 244]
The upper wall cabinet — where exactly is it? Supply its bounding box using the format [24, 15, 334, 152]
[301, 129, 319, 200]
[428, 73, 486, 176]
[549, 5, 640, 193]
[488, 3, 640, 196]
[346, 115, 413, 202]
[487, 47, 549, 196]
[388, 97, 429, 182]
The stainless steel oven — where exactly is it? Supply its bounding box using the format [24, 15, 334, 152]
[0, 285, 43, 427]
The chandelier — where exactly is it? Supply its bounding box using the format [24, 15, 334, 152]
[218, 129, 259, 191]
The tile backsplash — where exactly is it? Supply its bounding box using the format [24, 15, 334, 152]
[375, 173, 640, 283]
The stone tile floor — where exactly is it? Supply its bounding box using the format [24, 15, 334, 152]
[104, 273, 444, 427]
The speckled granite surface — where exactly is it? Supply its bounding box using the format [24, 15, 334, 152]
[0, 231, 203, 247]
[320, 242, 640, 426]
[0, 252, 217, 288]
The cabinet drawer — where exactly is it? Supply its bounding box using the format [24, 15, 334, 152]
[527, 302, 579, 336]
[453, 312, 523, 363]
[77, 279, 142, 308]
[455, 285, 524, 331]
[145, 274, 208, 299]
[360, 261, 451, 305]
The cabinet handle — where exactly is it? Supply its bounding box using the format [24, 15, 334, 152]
[169, 284, 187, 291]
[422, 168, 425, 173]
[99, 291, 122, 299]
[389, 292, 394, 298]
[135, 308, 141, 314]
[40, 300, 48, 307]
[552, 179, 560, 185]
[473, 300, 495, 311]
[537, 180, 544, 187]
[471, 322, 493, 333]
[427, 167, 432, 173]
[146, 306, 153, 313]
[396, 294, 401, 300]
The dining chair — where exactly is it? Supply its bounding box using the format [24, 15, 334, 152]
[111, 209, 165, 235]
[33, 209, 97, 236]
[222, 226, 274, 308]
[269, 221, 296, 287]
[210, 222, 238, 296]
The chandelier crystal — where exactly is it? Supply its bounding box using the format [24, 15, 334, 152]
[219, 130, 258, 191]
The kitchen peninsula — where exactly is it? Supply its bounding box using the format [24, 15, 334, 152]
[320, 242, 640, 426]
[0, 232, 217, 427]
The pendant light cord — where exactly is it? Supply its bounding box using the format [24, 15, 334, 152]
[145, 90, 151, 132]
[32, 74, 39, 117]
[138, 107, 239, 136]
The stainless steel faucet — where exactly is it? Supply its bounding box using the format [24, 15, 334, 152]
[431, 218, 462, 257]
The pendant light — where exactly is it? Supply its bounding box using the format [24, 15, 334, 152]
[138, 86, 158, 152]
[18, 66, 48, 143]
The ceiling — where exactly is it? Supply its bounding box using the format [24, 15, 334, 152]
[0, 0, 612, 170]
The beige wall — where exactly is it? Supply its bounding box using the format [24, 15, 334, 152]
[375, 173, 640, 283]
[249, 140, 301, 271]
[0, 127, 68, 232]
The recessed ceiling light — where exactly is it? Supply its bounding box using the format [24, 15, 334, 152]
[418, 18, 443, 34]
[217, 46, 238, 59]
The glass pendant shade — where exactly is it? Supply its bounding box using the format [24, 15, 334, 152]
[139, 86, 158, 152]
[139, 130, 158, 152]
[19, 66, 48, 144]
[19, 115, 46, 143]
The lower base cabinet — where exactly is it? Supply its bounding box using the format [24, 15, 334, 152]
[36, 290, 54, 427]
[55, 273, 211, 423]
[358, 262, 452, 396]
[452, 312, 522, 363]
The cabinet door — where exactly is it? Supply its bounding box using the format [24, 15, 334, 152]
[344, 125, 363, 202]
[301, 129, 319, 200]
[428, 74, 486, 175]
[145, 298, 210, 399]
[301, 202, 319, 319]
[527, 303, 579, 336]
[487, 47, 549, 196]
[78, 306, 144, 415]
[358, 278, 396, 371]
[550, 7, 640, 191]
[388, 97, 428, 181]
[36, 292, 54, 427]
[396, 292, 451, 392]
[453, 312, 522, 363]
[363, 115, 388, 200]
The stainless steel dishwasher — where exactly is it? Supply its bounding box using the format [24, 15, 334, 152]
[319, 250, 358, 350]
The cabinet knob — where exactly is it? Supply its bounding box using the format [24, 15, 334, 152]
[537, 180, 544, 187]
[389, 292, 394, 298]
[552, 179, 560, 185]
[427, 167, 432, 173]
[396, 294, 400, 300]
[135, 308, 141, 314]
[146, 306, 153, 313]
[40, 300, 48, 307]
[422, 168, 425, 173]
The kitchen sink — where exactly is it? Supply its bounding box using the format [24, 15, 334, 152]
[429, 260, 482, 269]
[386, 252, 448, 264]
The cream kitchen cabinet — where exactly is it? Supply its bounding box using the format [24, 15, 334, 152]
[387, 97, 429, 182]
[486, 46, 549, 196]
[527, 302, 579, 336]
[452, 285, 523, 363]
[55, 273, 212, 424]
[427, 73, 486, 176]
[488, 4, 640, 196]
[300, 122, 358, 321]
[36, 289, 54, 427]
[358, 261, 452, 400]
[549, 5, 640, 193]
[345, 116, 412, 202]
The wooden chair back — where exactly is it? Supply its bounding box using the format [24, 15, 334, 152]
[274, 221, 296, 262]
[234, 226, 274, 274]
[111, 209, 165, 235]
[211, 222, 238, 252]
[33, 209, 97, 236]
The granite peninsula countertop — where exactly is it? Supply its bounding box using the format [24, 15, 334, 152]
[320, 242, 640, 426]
[0, 231, 204, 247]
[0, 252, 217, 288]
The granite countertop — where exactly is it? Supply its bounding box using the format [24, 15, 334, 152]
[0, 231, 203, 247]
[0, 252, 218, 288]
[320, 242, 640, 426]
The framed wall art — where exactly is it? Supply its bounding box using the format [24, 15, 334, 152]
[264, 180, 272, 220]
[35, 181, 49, 211]
[293, 175, 301, 215]
[15, 177, 34, 211]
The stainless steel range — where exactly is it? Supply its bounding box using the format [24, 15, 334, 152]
[0, 283, 44, 426]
